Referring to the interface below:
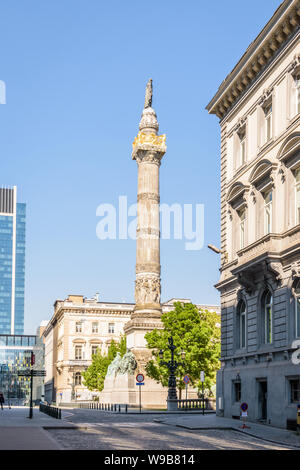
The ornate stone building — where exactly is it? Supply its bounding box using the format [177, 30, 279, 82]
[43, 294, 133, 403]
[206, 0, 300, 428]
[43, 294, 219, 404]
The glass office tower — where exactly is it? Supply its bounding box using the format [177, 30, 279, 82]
[0, 187, 26, 335]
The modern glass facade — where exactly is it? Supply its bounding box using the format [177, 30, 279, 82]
[15, 203, 26, 334]
[0, 187, 26, 335]
[0, 334, 43, 404]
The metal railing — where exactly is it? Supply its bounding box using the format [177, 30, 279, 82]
[39, 402, 61, 419]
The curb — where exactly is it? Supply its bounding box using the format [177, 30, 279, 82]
[154, 419, 300, 450]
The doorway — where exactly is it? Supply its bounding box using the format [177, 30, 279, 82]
[258, 380, 268, 421]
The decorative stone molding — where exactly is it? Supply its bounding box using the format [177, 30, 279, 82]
[283, 350, 290, 360]
[236, 271, 256, 294]
[137, 193, 160, 203]
[227, 182, 250, 209]
[258, 86, 274, 107]
[278, 164, 286, 183]
[291, 262, 300, 280]
[250, 186, 257, 204]
[136, 227, 160, 238]
[264, 260, 284, 284]
[233, 116, 247, 133]
[134, 150, 163, 166]
[287, 53, 300, 74]
[267, 352, 273, 362]
[136, 262, 160, 274]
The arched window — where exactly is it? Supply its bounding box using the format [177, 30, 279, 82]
[262, 290, 273, 344]
[75, 372, 82, 386]
[237, 300, 246, 349]
[295, 280, 300, 339]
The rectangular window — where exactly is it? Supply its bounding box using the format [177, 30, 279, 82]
[237, 127, 246, 168]
[238, 209, 246, 250]
[263, 293, 273, 345]
[264, 103, 272, 143]
[264, 191, 272, 235]
[75, 345, 82, 360]
[75, 322, 82, 333]
[289, 378, 300, 404]
[91, 345, 98, 356]
[240, 311, 246, 349]
[108, 323, 115, 334]
[92, 322, 98, 334]
[295, 168, 300, 225]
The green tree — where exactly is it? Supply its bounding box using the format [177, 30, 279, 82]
[145, 302, 220, 398]
[82, 335, 127, 392]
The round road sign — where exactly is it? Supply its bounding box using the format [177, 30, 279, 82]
[241, 402, 248, 412]
[183, 375, 190, 384]
[136, 373, 144, 383]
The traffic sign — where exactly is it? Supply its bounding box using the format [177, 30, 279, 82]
[183, 375, 190, 384]
[241, 402, 248, 412]
[200, 371, 205, 382]
[136, 383, 144, 386]
[136, 373, 144, 383]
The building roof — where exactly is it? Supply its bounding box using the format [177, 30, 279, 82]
[206, 0, 300, 119]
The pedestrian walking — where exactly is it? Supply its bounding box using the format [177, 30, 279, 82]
[0, 393, 5, 410]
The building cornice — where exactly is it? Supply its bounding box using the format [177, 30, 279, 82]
[206, 0, 300, 120]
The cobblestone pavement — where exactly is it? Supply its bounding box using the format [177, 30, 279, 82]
[44, 410, 293, 450]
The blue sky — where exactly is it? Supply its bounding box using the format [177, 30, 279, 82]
[0, 0, 282, 334]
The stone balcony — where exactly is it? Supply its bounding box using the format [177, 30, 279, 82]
[217, 225, 300, 291]
[236, 225, 300, 268]
[56, 359, 92, 370]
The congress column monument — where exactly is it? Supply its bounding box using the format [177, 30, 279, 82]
[101, 81, 167, 407]
[124, 79, 166, 370]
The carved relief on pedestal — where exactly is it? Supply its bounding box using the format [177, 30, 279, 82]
[135, 275, 161, 306]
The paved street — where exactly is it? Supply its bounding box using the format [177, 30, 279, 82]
[44, 409, 299, 450]
[0, 406, 299, 450]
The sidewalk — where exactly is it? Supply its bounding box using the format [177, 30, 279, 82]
[154, 414, 300, 449]
[0, 406, 74, 450]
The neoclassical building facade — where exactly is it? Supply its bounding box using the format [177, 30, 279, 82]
[43, 294, 219, 404]
[206, 0, 300, 428]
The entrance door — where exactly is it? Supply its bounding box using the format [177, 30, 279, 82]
[258, 380, 268, 421]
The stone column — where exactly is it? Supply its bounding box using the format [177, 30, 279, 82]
[124, 80, 166, 369]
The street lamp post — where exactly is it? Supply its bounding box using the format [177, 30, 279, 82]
[159, 336, 185, 412]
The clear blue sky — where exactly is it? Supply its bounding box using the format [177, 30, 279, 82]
[0, 0, 282, 334]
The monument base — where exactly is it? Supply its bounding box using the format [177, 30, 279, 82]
[100, 373, 168, 409]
